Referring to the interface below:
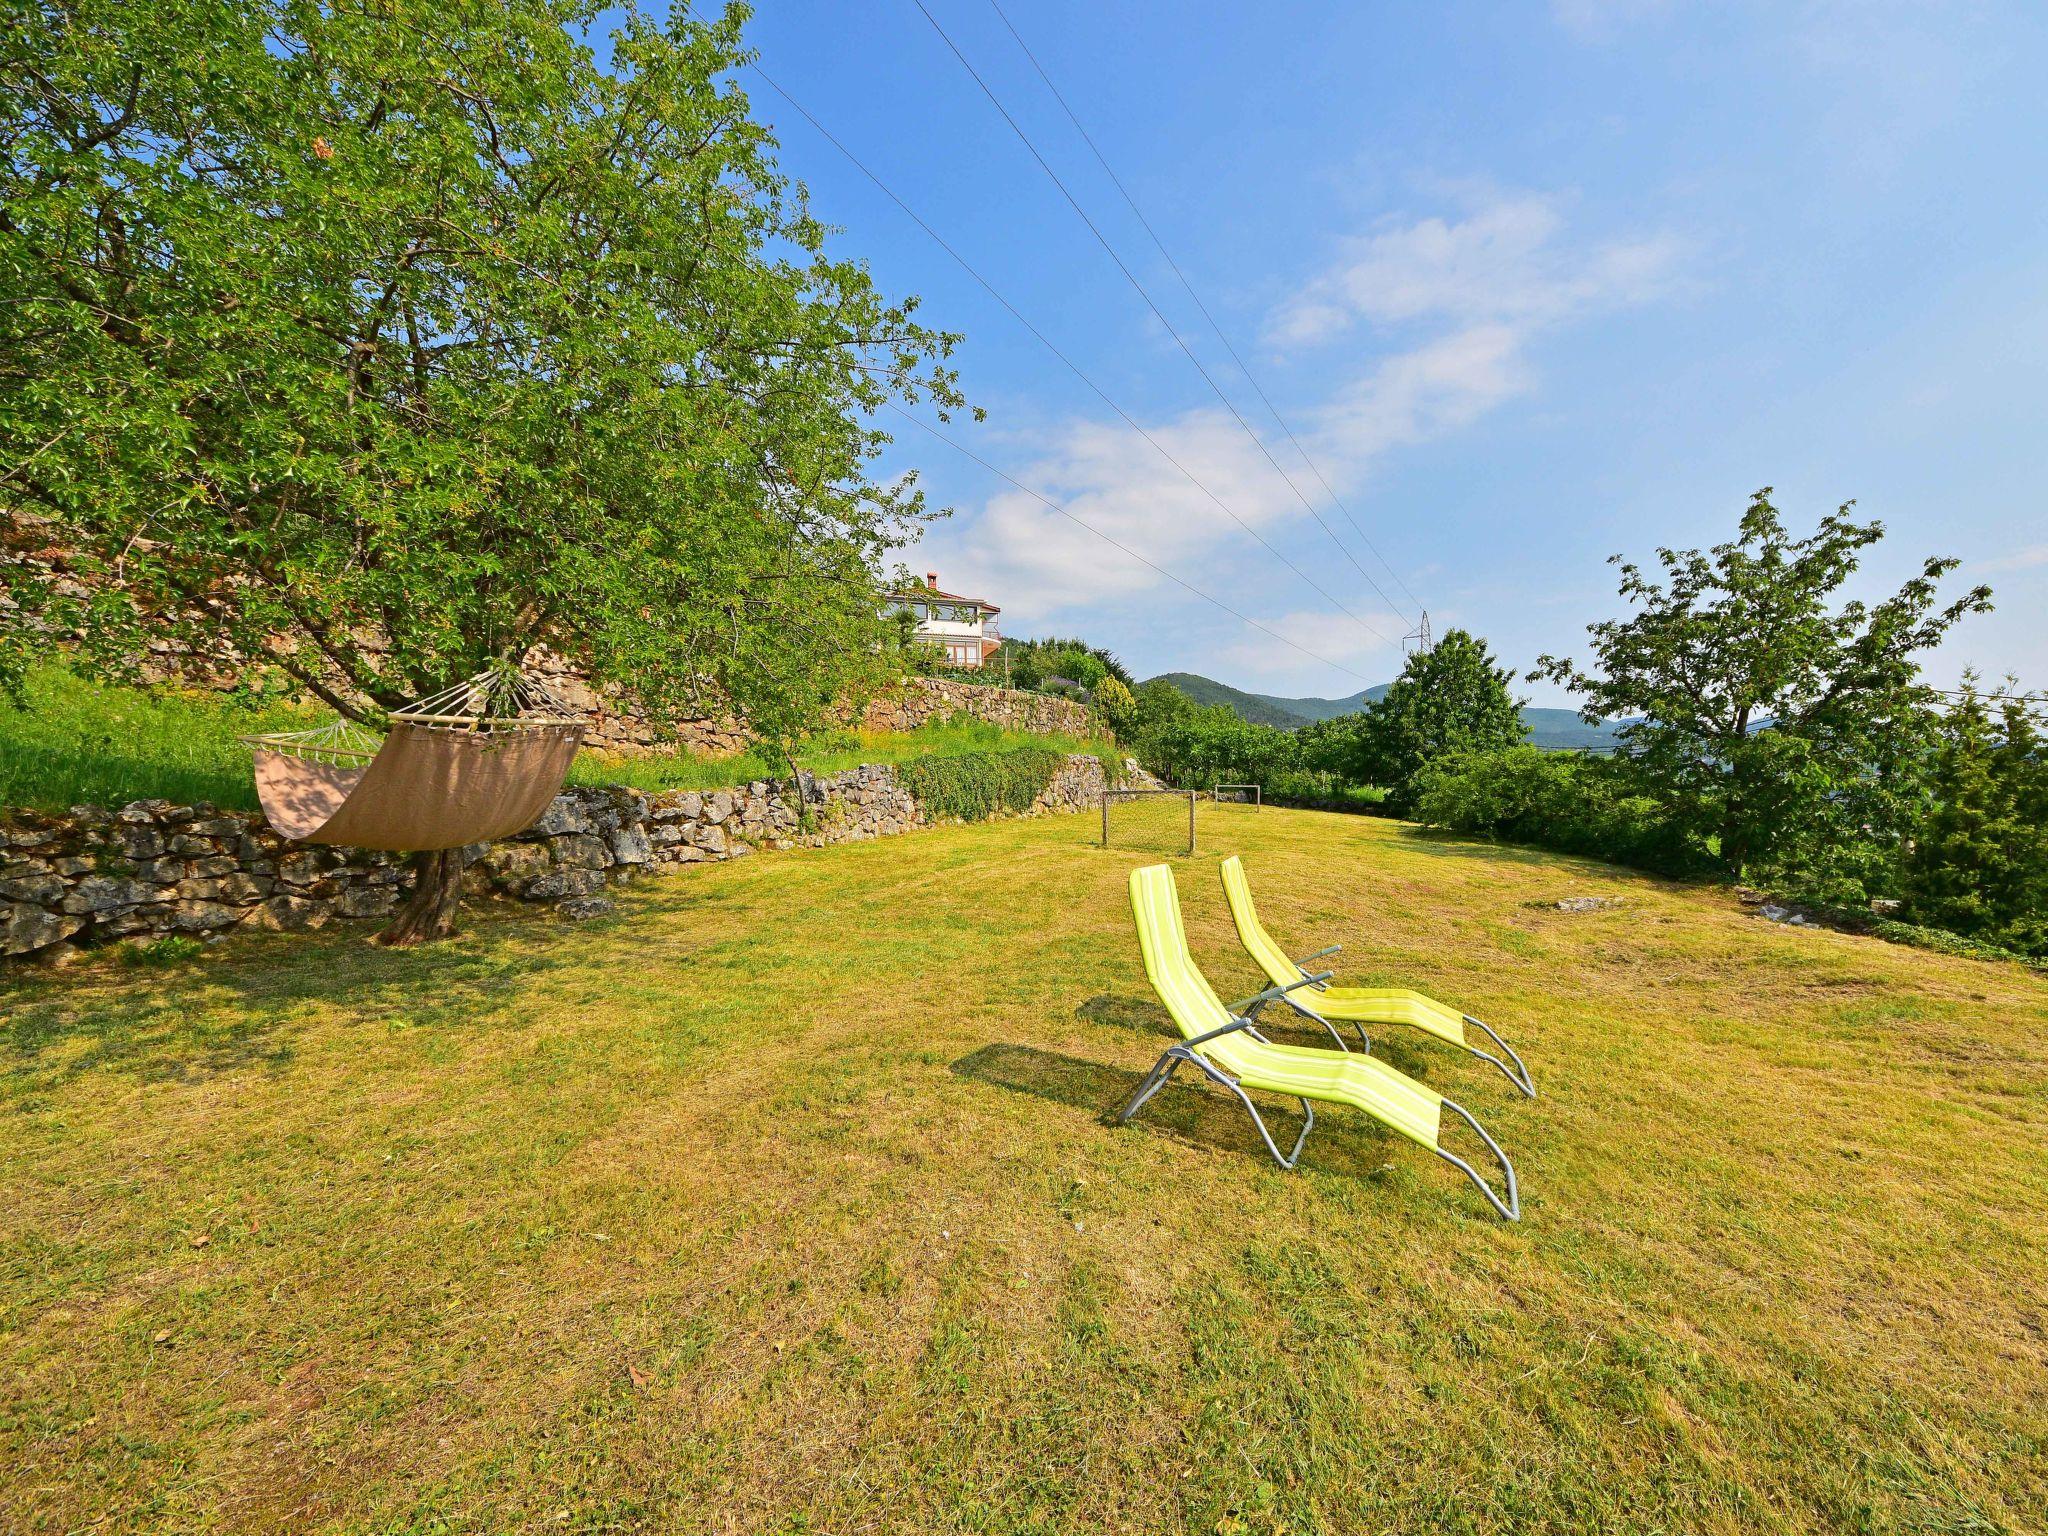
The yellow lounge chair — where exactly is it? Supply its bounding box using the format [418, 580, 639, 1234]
[1220, 855, 1535, 1098]
[1118, 864, 1519, 1220]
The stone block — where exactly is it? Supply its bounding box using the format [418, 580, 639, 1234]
[97, 907, 169, 937]
[242, 894, 328, 931]
[4, 903, 86, 955]
[531, 796, 595, 836]
[337, 886, 399, 919]
[62, 875, 158, 915]
[276, 850, 327, 887]
[119, 825, 166, 859]
[171, 900, 237, 931]
[609, 825, 652, 866]
[524, 867, 606, 901]
[0, 872, 65, 905]
[178, 873, 271, 904]
[551, 833, 611, 868]
[556, 893, 616, 920]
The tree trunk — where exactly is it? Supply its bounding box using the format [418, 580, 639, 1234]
[374, 848, 467, 947]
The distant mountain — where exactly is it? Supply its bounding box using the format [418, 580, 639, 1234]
[1144, 672, 1312, 729]
[1253, 685, 1389, 722]
[1519, 707, 1627, 752]
[1145, 673, 1627, 752]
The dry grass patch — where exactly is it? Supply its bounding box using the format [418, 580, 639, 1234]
[3, 808, 2044, 1534]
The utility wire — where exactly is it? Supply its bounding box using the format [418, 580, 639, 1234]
[884, 401, 1374, 684]
[745, 61, 1397, 652]
[984, 0, 1424, 617]
[912, 0, 1412, 628]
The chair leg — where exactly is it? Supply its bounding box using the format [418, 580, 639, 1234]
[1463, 1014, 1536, 1098]
[1114, 1049, 1185, 1124]
[1119, 1051, 1317, 1173]
[1285, 998, 1369, 1055]
[1433, 1095, 1520, 1220]
[1211, 1074, 1314, 1171]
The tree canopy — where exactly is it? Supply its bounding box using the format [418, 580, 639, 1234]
[1533, 491, 1989, 881]
[0, 0, 964, 749]
[1347, 629, 1525, 811]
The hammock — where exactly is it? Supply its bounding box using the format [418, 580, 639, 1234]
[244, 670, 586, 852]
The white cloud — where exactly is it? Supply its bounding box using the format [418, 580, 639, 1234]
[916, 405, 1309, 618]
[1313, 324, 1532, 472]
[915, 189, 1681, 681]
[1267, 192, 1679, 347]
[1970, 543, 2048, 576]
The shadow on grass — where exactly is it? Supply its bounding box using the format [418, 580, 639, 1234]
[0, 900, 610, 1094]
[1392, 824, 1720, 894]
[950, 1042, 1398, 1176]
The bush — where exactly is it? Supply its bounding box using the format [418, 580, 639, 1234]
[1412, 746, 1707, 874]
[1132, 706, 1298, 790]
[896, 747, 1067, 822]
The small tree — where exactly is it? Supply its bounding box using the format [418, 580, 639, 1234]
[1132, 677, 1192, 733]
[1352, 629, 1525, 812]
[1, 1, 964, 941]
[1092, 675, 1137, 740]
[1533, 492, 1990, 886]
[1902, 685, 2048, 954]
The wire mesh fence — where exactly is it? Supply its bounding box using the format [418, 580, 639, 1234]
[1212, 782, 1261, 808]
[1099, 788, 1197, 856]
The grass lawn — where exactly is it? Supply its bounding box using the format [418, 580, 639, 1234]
[0, 665, 1117, 813]
[3, 808, 2044, 1534]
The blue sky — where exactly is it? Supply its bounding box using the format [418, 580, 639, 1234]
[730, 0, 2046, 702]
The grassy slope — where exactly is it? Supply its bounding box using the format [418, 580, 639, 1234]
[2, 810, 2045, 1534]
[0, 667, 1115, 812]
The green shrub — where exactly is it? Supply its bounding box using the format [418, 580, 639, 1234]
[1412, 746, 1707, 874]
[119, 935, 205, 967]
[896, 747, 1067, 821]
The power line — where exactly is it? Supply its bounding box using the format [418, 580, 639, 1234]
[884, 401, 1375, 684]
[984, 0, 1424, 618]
[911, 0, 1415, 627]
[745, 62, 1399, 653]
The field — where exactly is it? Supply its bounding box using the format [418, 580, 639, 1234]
[0, 666, 1117, 813]
[3, 807, 2045, 1534]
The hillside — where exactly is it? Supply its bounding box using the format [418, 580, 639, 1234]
[1143, 672, 1313, 729]
[1254, 684, 1389, 721]
[1148, 672, 1627, 750]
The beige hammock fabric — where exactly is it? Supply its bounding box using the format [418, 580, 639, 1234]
[254, 721, 584, 851]
[246, 668, 587, 851]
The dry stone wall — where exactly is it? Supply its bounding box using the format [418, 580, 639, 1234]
[2, 754, 1114, 960]
[553, 672, 1095, 756]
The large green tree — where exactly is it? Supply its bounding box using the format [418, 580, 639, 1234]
[1350, 629, 1526, 812]
[1, 0, 964, 937]
[1533, 491, 1990, 887]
